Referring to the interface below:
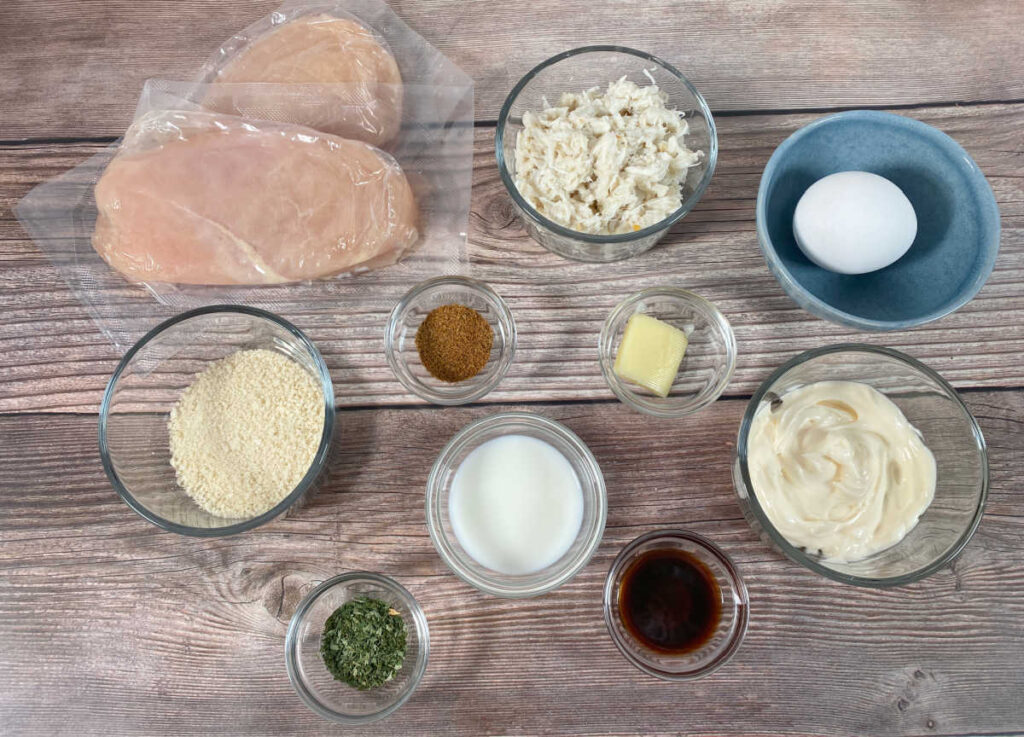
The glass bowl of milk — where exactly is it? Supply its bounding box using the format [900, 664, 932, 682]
[426, 412, 607, 597]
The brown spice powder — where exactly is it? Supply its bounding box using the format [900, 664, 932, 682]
[415, 304, 494, 382]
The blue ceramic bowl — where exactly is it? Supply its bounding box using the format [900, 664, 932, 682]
[756, 110, 1000, 331]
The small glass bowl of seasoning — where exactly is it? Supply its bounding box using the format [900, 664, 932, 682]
[604, 530, 748, 681]
[385, 276, 517, 405]
[599, 287, 736, 418]
[286, 571, 429, 725]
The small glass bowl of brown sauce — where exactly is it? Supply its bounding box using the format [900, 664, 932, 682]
[603, 530, 749, 680]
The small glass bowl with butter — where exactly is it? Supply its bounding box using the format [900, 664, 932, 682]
[599, 287, 736, 418]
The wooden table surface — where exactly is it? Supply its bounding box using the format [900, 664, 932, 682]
[2, 2, 1023, 735]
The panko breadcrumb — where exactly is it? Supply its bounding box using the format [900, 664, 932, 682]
[168, 348, 324, 518]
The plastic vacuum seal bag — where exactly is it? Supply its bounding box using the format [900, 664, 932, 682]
[94, 100, 420, 285]
[196, 0, 472, 146]
[198, 3, 403, 146]
[16, 0, 473, 352]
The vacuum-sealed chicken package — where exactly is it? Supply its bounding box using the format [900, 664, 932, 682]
[93, 107, 420, 285]
[199, 8, 405, 146]
[16, 0, 473, 351]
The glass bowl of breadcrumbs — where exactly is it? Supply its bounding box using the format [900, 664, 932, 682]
[99, 305, 335, 536]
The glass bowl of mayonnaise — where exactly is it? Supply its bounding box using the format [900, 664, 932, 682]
[733, 345, 988, 586]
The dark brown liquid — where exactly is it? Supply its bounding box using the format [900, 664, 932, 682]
[618, 548, 721, 654]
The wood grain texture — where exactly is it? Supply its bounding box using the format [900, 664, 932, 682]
[1, 103, 1021, 412]
[2, 1, 1024, 138]
[2, 391, 1023, 737]
[3, 2, 1024, 735]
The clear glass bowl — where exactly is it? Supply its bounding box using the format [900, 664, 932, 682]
[385, 276, 516, 405]
[496, 45, 717, 262]
[733, 345, 988, 586]
[99, 305, 335, 536]
[599, 287, 736, 418]
[426, 412, 607, 597]
[603, 530, 749, 681]
[285, 572, 429, 725]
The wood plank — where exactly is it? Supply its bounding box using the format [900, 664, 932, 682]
[2, 390, 1022, 736]
[1, 102, 1021, 412]
[2, 1, 1024, 139]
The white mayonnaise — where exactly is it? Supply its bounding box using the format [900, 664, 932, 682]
[449, 434, 584, 575]
[746, 381, 936, 562]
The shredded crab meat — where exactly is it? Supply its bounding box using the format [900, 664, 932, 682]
[513, 76, 702, 236]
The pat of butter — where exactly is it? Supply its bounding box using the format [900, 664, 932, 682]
[613, 313, 688, 397]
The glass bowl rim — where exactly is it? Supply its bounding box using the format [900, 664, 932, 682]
[284, 571, 430, 725]
[602, 529, 749, 681]
[495, 44, 719, 245]
[384, 275, 517, 406]
[599, 286, 737, 418]
[734, 343, 989, 587]
[754, 109, 1001, 331]
[98, 304, 336, 537]
[425, 411, 608, 598]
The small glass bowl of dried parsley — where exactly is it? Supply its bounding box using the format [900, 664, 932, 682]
[286, 572, 429, 724]
[385, 276, 517, 405]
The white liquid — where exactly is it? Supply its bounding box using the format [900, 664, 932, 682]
[449, 434, 584, 575]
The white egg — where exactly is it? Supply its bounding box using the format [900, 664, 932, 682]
[792, 171, 918, 275]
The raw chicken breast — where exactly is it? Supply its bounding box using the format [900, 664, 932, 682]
[92, 111, 418, 285]
[206, 14, 403, 146]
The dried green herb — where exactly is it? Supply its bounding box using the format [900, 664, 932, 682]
[320, 597, 408, 690]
